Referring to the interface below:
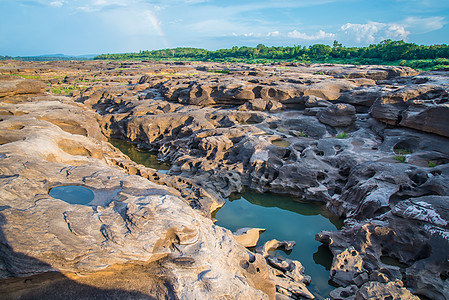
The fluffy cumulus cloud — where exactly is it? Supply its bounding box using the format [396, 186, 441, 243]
[340, 22, 409, 43]
[340, 16, 446, 44]
[287, 30, 335, 40]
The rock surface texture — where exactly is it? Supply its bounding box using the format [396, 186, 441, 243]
[1, 60, 448, 299]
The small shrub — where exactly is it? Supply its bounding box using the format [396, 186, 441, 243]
[428, 161, 437, 168]
[336, 132, 349, 139]
[394, 155, 407, 163]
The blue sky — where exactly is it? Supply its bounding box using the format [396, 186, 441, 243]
[1, 0, 448, 56]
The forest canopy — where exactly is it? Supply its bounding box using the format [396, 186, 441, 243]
[94, 40, 449, 70]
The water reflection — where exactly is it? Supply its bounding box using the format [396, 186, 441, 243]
[109, 138, 170, 172]
[215, 190, 341, 298]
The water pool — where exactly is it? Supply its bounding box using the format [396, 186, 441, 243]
[49, 185, 95, 205]
[215, 191, 342, 299]
[109, 138, 170, 172]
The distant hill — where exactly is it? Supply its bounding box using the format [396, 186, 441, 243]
[0, 54, 97, 61]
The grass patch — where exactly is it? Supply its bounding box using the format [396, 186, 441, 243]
[336, 132, 349, 139]
[51, 85, 78, 95]
[2, 73, 41, 80]
[207, 69, 230, 74]
[428, 161, 437, 168]
[393, 155, 407, 163]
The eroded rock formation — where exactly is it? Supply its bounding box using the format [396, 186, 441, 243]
[1, 60, 448, 299]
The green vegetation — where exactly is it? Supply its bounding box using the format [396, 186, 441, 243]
[393, 148, 413, 155]
[207, 69, 230, 74]
[336, 132, 349, 139]
[428, 161, 437, 168]
[50, 85, 78, 95]
[94, 40, 449, 70]
[1, 73, 42, 80]
[393, 155, 407, 163]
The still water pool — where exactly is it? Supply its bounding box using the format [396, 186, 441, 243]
[109, 138, 171, 173]
[215, 191, 342, 299]
[49, 185, 95, 205]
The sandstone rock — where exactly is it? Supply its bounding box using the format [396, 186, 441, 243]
[356, 281, 420, 300]
[233, 228, 266, 248]
[3, 60, 449, 300]
[317, 103, 356, 127]
[255, 239, 296, 258]
[330, 285, 358, 300]
[370, 76, 449, 137]
[304, 95, 332, 107]
[0, 86, 275, 299]
[0, 76, 46, 98]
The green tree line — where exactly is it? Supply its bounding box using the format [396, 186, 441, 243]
[94, 40, 449, 70]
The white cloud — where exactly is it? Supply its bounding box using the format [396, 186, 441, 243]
[340, 22, 409, 43]
[402, 16, 446, 34]
[231, 31, 282, 38]
[340, 16, 446, 44]
[49, 0, 64, 7]
[287, 29, 335, 40]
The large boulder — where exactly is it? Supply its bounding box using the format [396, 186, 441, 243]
[370, 76, 449, 137]
[0, 76, 46, 98]
[317, 103, 356, 127]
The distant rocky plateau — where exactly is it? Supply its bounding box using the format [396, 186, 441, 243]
[0, 60, 448, 299]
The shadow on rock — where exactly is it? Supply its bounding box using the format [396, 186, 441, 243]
[0, 213, 177, 300]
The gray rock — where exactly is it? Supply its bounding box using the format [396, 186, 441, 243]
[317, 103, 356, 127]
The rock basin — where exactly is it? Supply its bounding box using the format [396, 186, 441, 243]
[215, 191, 343, 298]
[49, 185, 95, 206]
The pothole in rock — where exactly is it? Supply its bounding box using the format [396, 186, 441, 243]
[380, 255, 409, 268]
[271, 139, 290, 148]
[393, 141, 416, 155]
[49, 185, 95, 205]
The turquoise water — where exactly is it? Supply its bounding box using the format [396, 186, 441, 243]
[215, 191, 342, 299]
[109, 138, 170, 172]
[49, 185, 95, 205]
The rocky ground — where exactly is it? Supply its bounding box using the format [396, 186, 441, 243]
[0, 60, 448, 299]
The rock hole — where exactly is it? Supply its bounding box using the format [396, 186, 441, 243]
[256, 267, 260, 273]
[385, 296, 393, 300]
[431, 170, 442, 176]
[315, 150, 324, 156]
[49, 185, 95, 206]
[317, 172, 326, 182]
[440, 271, 448, 281]
[408, 172, 428, 186]
[339, 167, 351, 177]
[341, 291, 350, 297]
[248, 254, 256, 263]
[351, 250, 357, 256]
[393, 141, 416, 155]
[268, 88, 276, 98]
